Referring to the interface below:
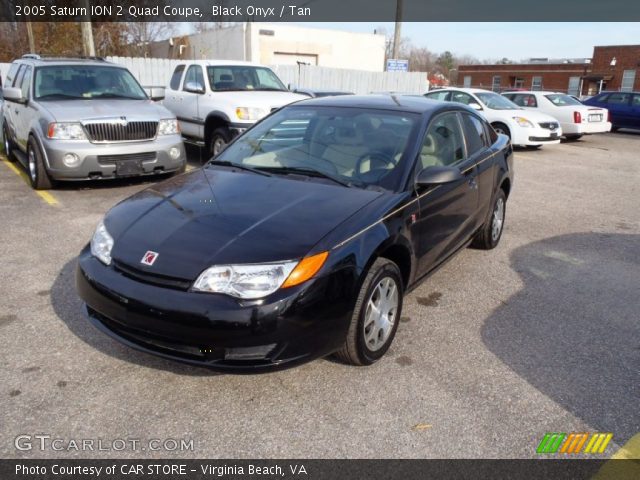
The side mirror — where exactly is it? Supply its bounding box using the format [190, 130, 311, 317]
[148, 86, 165, 101]
[469, 102, 482, 111]
[416, 166, 464, 187]
[3, 87, 26, 104]
[184, 82, 205, 94]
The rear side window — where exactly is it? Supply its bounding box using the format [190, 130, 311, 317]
[425, 91, 450, 101]
[606, 93, 630, 105]
[460, 113, 487, 156]
[632, 95, 640, 106]
[169, 65, 185, 90]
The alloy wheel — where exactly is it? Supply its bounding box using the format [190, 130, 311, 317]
[28, 148, 37, 182]
[212, 137, 226, 156]
[491, 197, 505, 242]
[363, 276, 399, 351]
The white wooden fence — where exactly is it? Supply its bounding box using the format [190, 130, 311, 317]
[1, 58, 429, 95]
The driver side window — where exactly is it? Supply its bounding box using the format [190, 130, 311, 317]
[183, 65, 204, 91]
[419, 113, 465, 170]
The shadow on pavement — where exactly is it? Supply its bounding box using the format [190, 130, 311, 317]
[51, 258, 220, 376]
[482, 233, 639, 444]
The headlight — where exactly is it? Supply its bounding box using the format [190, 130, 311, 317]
[47, 122, 87, 140]
[235, 107, 268, 121]
[158, 118, 180, 136]
[193, 251, 329, 299]
[90, 219, 114, 265]
[512, 116, 535, 128]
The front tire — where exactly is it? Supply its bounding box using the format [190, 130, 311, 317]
[472, 189, 507, 250]
[335, 258, 403, 366]
[492, 123, 511, 139]
[27, 137, 53, 190]
[208, 127, 231, 157]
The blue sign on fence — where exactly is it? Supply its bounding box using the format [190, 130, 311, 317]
[386, 59, 409, 72]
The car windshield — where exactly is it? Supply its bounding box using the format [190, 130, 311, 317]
[206, 66, 287, 92]
[215, 106, 419, 191]
[476, 92, 520, 110]
[34, 66, 147, 100]
[545, 94, 582, 106]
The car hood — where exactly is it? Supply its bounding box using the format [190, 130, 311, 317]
[107, 167, 383, 280]
[38, 99, 173, 122]
[502, 108, 560, 123]
[207, 90, 307, 112]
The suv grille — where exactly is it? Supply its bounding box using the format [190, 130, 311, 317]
[539, 122, 559, 130]
[84, 121, 158, 143]
[97, 152, 156, 165]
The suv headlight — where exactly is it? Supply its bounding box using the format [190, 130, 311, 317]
[47, 122, 87, 140]
[193, 252, 328, 299]
[512, 116, 535, 128]
[90, 219, 114, 265]
[158, 118, 180, 136]
[235, 107, 268, 121]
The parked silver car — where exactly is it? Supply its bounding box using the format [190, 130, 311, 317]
[2, 55, 186, 189]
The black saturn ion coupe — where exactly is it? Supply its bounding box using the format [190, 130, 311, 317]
[76, 95, 513, 371]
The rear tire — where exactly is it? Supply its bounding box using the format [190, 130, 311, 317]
[208, 127, 231, 157]
[492, 123, 511, 139]
[27, 137, 53, 190]
[335, 258, 403, 366]
[2, 123, 15, 161]
[472, 189, 507, 250]
[564, 134, 583, 141]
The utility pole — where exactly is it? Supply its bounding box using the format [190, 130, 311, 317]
[80, 0, 95, 56]
[392, 0, 403, 59]
[25, 22, 35, 53]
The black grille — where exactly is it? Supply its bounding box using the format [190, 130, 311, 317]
[97, 152, 156, 165]
[112, 260, 191, 291]
[84, 121, 158, 142]
[538, 122, 559, 130]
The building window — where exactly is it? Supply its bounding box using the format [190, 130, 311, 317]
[568, 76, 581, 96]
[463, 75, 471, 87]
[514, 77, 524, 88]
[532, 76, 542, 91]
[492, 76, 501, 92]
[621, 70, 636, 92]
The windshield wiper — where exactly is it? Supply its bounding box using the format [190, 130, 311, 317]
[91, 93, 144, 99]
[261, 166, 355, 187]
[36, 94, 83, 100]
[254, 87, 288, 92]
[207, 160, 272, 177]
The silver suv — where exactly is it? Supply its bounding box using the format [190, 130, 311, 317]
[2, 55, 186, 190]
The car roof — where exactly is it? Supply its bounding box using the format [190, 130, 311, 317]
[290, 94, 469, 114]
[179, 60, 269, 68]
[503, 91, 564, 95]
[13, 57, 122, 68]
[595, 90, 640, 94]
[433, 87, 498, 95]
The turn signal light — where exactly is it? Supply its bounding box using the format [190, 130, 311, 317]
[573, 111, 582, 124]
[282, 251, 329, 288]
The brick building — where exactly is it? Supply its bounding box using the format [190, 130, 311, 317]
[458, 44, 640, 96]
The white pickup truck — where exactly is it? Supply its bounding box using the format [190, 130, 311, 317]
[163, 60, 306, 155]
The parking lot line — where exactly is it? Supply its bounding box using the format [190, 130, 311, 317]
[1, 157, 59, 206]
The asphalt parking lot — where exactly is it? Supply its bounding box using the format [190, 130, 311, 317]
[1, 133, 638, 459]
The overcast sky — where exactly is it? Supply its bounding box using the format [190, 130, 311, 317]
[294, 22, 640, 61]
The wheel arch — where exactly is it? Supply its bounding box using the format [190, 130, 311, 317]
[204, 112, 231, 144]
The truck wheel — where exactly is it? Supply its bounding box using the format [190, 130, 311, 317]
[209, 127, 231, 157]
[27, 137, 53, 190]
[335, 258, 403, 366]
[3, 123, 15, 161]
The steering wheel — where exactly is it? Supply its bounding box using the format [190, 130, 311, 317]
[355, 150, 396, 177]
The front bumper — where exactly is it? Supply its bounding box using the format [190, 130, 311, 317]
[40, 135, 186, 180]
[511, 125, 562, 146]
[76, 247, 353, 371]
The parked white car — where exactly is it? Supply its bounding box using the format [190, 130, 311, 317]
[502, 91, 611, 139]
[425, 87, 562, 147]
[163, 60, 306, 155]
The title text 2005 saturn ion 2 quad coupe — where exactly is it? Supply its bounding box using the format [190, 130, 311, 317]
[76, 95, 514, 371]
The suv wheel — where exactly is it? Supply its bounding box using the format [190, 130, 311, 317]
[2, 123, 14, 161]
[209, 127, 231, 157]
[335, 258, 403, 366]
[27, 137, 53, 190]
